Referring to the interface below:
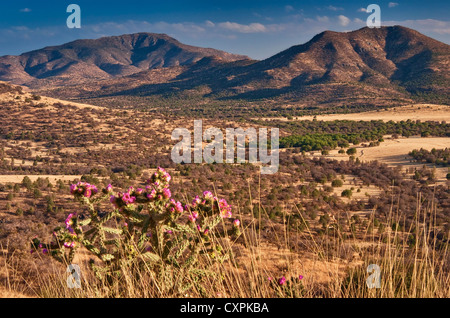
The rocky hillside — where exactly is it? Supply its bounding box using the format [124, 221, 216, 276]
[0, 33, 249, 88]
[2, 26, 449, 109]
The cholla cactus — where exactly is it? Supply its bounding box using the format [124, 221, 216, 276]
[32, 167, 238, 295]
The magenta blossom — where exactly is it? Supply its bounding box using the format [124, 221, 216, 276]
[148, 167, 172, 189]
[84, 188, 92, 198]
[122, 192, 136, 205]
[162, 188, 171, 199]
[65, 213, 76, 233]
[218, 199, 232, 218]
[166, 199, 184, 213]
[203, 191, 214, 200]
[70, 181, 98, 198]
[278, 276, 286, 286]
[192, 195, 202, 207]
[64, 241, 76, 248]
[147, 188, 157, 201]
[70, 184, 78, 194]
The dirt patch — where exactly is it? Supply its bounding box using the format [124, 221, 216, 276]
[0, 175, 81, 184]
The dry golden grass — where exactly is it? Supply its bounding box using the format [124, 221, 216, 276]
[0, 175, 81, 184]
[1, 195, 448, 298]
[257, 104, 450, 122]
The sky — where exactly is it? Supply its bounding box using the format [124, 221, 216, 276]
[0, 0, 449, 60]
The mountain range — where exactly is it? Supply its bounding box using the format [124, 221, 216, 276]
[0, 25, 449, 109]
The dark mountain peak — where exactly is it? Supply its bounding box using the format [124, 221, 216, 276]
[219, 25, 449, 102]
[0, 32, 249, 86]
[1, 26, 449, 108]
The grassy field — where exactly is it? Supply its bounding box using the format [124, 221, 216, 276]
[0, 87, 448, 298]
[1, 195, 448, 298]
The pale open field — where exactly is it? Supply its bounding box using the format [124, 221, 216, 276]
[1, 88, 104, 110]
[0, 175, 81, 184]
[258, 104, 450, 122]
[322, 136, 450, 184]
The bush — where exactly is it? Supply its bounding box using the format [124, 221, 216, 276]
[33, 188, 42, 199]
[16, 207, 24, 216]
[32, 167, 240, 296]
[341, 189, 353, 198]
[22, 176, 33, 190]
[331, 179, 343, 187]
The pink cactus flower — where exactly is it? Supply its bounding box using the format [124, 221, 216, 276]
[162, 188, 171, 199]
[203, 191, 214, 199]
[64, 241, 76, 248]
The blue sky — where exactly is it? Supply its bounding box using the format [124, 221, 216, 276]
[1, 1, 449, 59]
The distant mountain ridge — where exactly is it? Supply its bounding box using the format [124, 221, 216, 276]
[0, 32, 249, 87]
[1, 26, 449, 108]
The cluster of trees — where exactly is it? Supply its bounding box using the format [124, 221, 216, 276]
[409, 148, 449, 167]
[255, 119, 450, 138]
[279, 132, 382, 151]
[272, 119, 448, 152]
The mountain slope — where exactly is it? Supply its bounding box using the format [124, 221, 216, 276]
[45, 26, 448, 109]
[3, 26, 449, 110]
[0, 33, 249, 87]
[218, 25, 450, 97]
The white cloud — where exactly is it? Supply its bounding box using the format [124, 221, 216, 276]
[326, 5, 344, 11]
[218, 22, 267, 33]
[20, 8, 31, 13]
[316, 16, 330, 23]
[1, 16, 449, 59]
[388, 2, 399, 8]
[383, 19, 450, 35]
[338, 15, 351, 27]
[285, 5, 295, 13]
[357, 8, 368, 13]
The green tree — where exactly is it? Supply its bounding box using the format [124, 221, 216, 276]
[331, 179, 343, 187]
[341, 189, 353, 198]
